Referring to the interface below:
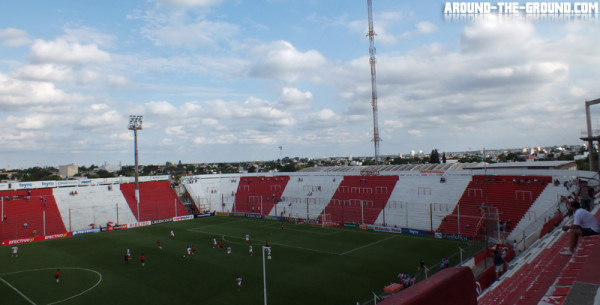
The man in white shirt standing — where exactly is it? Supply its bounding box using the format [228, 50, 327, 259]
[561, 201, 600, 255]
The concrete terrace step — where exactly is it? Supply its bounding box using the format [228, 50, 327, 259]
[478, 228, 571, 305]
[479, 209, 600, 305]
[540, 234, 600, 305]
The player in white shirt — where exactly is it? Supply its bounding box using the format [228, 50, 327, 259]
[236, 276, 242, 292]
[11, 246, 18, 257]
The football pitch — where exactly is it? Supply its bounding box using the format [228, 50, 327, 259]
[0, 216, 471, 305]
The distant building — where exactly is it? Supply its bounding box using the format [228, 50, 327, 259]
[59, 164, 78, 178]
[468, 160, 576, 171]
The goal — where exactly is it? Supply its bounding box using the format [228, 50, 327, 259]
[319, 214, 333, 228]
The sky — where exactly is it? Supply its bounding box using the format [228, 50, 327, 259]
[1, 0, 600, 169]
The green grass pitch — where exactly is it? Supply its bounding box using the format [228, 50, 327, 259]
[0, 216, 470, 305]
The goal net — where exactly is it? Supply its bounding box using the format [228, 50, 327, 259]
[319, 214, 333, 227]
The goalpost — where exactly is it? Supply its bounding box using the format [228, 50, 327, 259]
[319, 214, 332, 228]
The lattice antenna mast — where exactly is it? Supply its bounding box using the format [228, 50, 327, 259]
[367, 0, 381, 164]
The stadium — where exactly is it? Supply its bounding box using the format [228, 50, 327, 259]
[1, 161, 598, 305]
[2, 0, 600, 304]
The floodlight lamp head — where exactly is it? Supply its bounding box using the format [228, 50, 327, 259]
[128, 115, 143, 130]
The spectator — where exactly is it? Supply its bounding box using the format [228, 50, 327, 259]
[493, 249, 504, 279]
[440, 257, 449, 269]
[560, 201, 600, 255]
[577, 181, 594, 211]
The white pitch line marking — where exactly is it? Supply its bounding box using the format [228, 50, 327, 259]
[339, 236, 395, 255]
[0, 276, 37, 305]
[189, 228, 340, 255]
[189, 227, 395, 256]
[0, 267, 102, 305]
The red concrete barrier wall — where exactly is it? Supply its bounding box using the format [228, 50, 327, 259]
[378, 266, 477, 305]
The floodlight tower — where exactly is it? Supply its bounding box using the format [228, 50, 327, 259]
[367, 0, 381, 164]
[128, 115, 143, 220]
[278, 146, 283, 165]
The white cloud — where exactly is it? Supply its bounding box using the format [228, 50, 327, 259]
[106, 75, 131, 88]
[141, 18, 239, 47]
[165, 125, 187, 136]
[384, 120, 404, 129]
[235, 96, 295, 126]
[0, 28, 31, 47]
[0, 73, 86, 109]
[416, 21, 437, 34]
[2, 2, 600, 167]
[8, 114, 50, 130]
[249, 40, 327, 82]
[90, 104, 109, 111]
[278, 87, 314, 110]
[11, 64, 74, 83]
[316, 16, 600, 154]
[61, 27, 116, 47]
[134, 5, 238, 47]
[408, 129, 422, 136]
[569, 86, 588, 98]
[236, 130, 277, 145]
[78, 108, 121, 129]
[109, 132, 134, 141]
[10, 63, 132, 89]
[315, 109, 336, 121]
[348, 10, 406, 45]
[202, 118, 218, 126]
[146, 101, 178, 115]
[161, 0, 223, 7]
[30, 39, 111, 65]
[302, 109, 340, 129]
[460, 17, 535, 53]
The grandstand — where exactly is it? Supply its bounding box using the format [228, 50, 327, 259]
[0, 176, 189, 241]
[120, 180, 187, 221]
[181, 163, 579, 238]
[53, 184, 136, 232]
[0, 188, 65, 239]
[2, 162, 600, 304]
[177, 163, 599, 304]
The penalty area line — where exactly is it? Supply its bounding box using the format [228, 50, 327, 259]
[188, 228, 340, 255]
[0, 276, 37, 305]
[339, 236, 395, 256]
